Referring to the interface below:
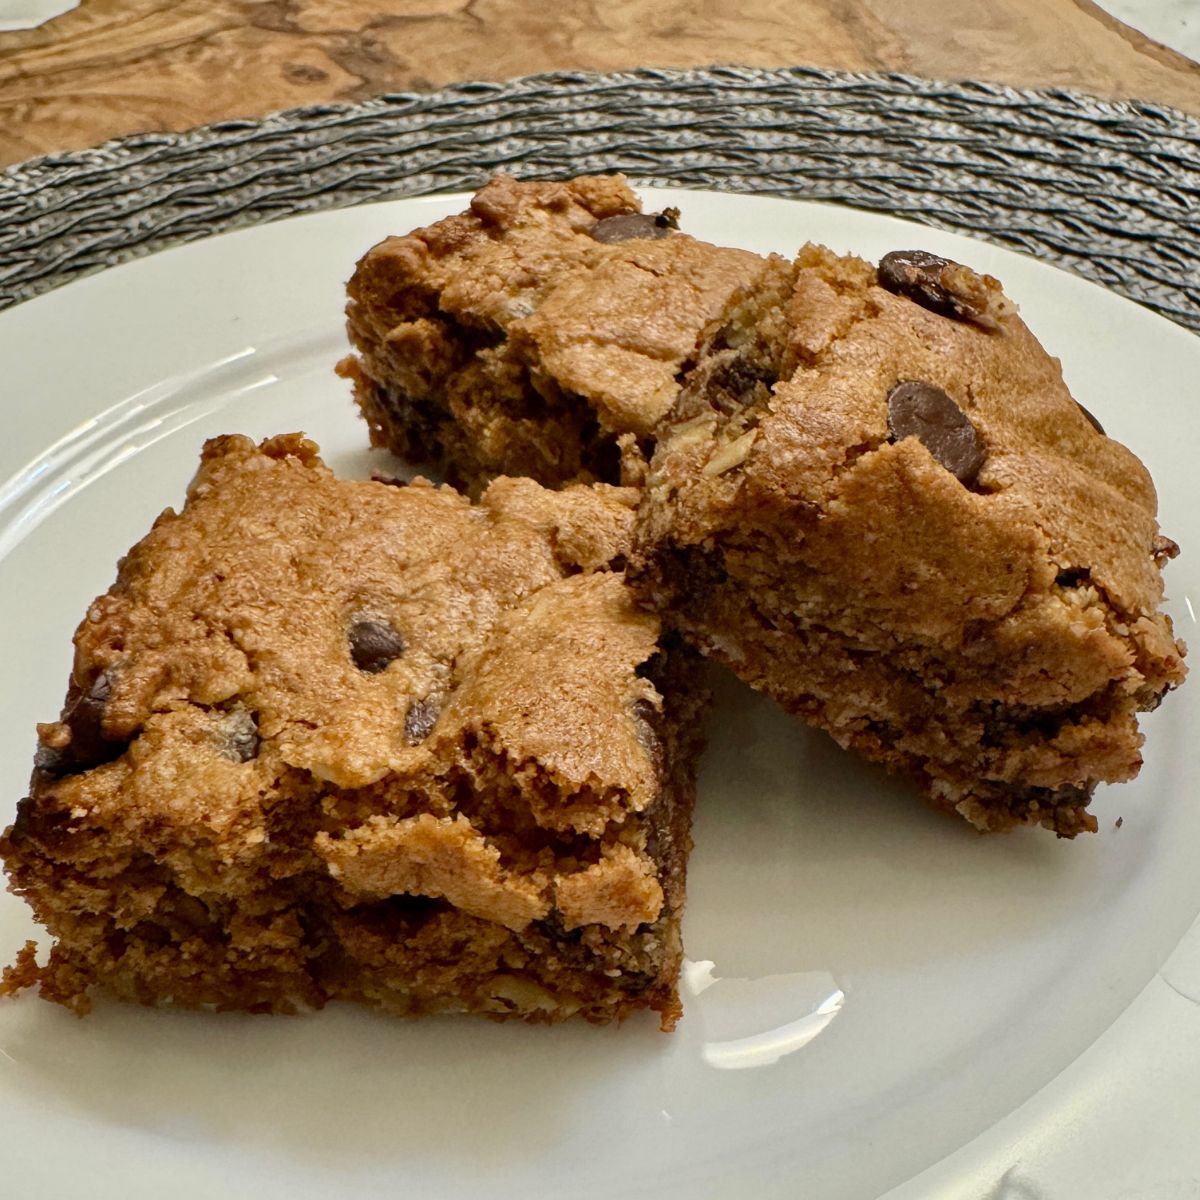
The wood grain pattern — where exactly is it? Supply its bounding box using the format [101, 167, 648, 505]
[0, 0, 1197, 167]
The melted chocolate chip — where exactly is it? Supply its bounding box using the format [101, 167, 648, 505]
[886, 380, 986, 485]
[7, 794, 68, 849]
[878, 250, 992, 328]
[68, 671, 110, 752]
[588, 207, 680, 244]
[349, 619, 405, 673]
[36, 670, 129, 777]
[706, 357, 777, 415]
[403, 697, 439, 744]
[219, 710, 260, 763]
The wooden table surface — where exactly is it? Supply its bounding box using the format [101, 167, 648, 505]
[1, 0, 1199, 169]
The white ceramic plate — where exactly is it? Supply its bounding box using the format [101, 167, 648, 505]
[1, 190, 1198, 1199]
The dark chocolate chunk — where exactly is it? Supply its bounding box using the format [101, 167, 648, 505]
[706, 356, 776, 415]
[36, 670, 129, 777]
[403, 697, 439, 744]
[588, 208, 679, 244]
[349, 618, 405, 673]
[878, 250, 994, 329]
[68, 671, 111, 753]
[32, 743, 67, 776]
[1075, 402, 1106, 436]
[6, 794, 72, 851]
[218, 710, 260, 763]
[886, 380, 986, 485]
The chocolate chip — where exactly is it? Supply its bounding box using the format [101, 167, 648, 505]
[886, 380, 986, 485]
[706, 356, 776, 415]
[70, 671, 111, 748]
[7, 794, 71, 850]
[1075, 402, 1105, 436]
[37, 671, 128, 777]
[218, 710, 259, 763]
[32, 744, 68, 776]
[403, 697, 439, 744]
[588, 208, 679, 244]
[349, 619, 405, 673]
[878, 250, 994, 328]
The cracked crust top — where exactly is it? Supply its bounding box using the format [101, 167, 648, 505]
[343, 174, 777, 488]
[22, 434, 675, 934]
[638, 242, 1186, 832]
[741, 244, 1177, 669]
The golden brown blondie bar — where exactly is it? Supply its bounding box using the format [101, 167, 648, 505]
[1, 434, 704, 1026]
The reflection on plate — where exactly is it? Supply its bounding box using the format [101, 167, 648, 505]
[1, 190, 1198, 1200]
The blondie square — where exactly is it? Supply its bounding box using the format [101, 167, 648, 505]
[339, 173, 779, 491]
[635, 244, 1186, 834]
[1, 434, 703, 1027]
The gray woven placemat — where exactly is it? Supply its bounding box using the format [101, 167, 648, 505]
[1, 65, 1198, 330]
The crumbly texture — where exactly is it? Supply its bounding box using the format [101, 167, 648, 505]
[340, 173, 776, 492]
[0, 434, 705, 1026]
[635, 243, 1186, 835]
[340, 175, 1185, 835]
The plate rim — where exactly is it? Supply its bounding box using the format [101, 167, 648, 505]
[1, 186, 1198, 1200]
